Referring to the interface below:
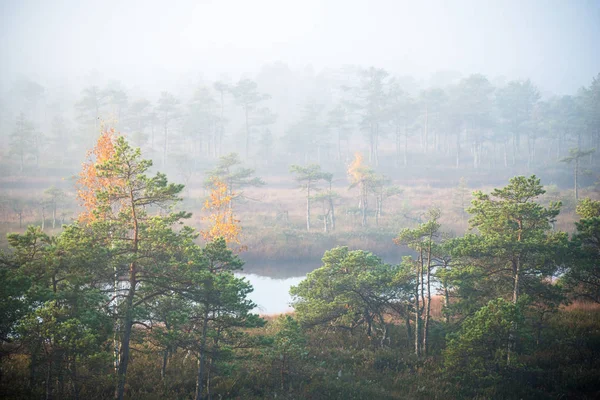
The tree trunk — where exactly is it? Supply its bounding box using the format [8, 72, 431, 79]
[374, 123, 379, 167]
[306, 181, 311, 232]
[161, 350, 168, 381]
[442, 260, 451, 324]
[361, 183, 367, 227]
[280, 354, 286, 390]
[115, 192, 139, 400]
[113, 263, 120, 376]
[163, 113, 168, 167]
[530, 135, 536, 168]
[513, 131, 519, 165]
[71, 357, 80, 400]
[507, 259, 520, 366]
[420, 249, 425, 320]
[369, 127, 375, 164]
[213, 119, 218, 158]
[404, 123, 408, 166]
[423, 238, 432, 356]
[513, 219, 522, 304]
[45, 357, 53, 400]
[56, 351, 65, 399]
[590, 127, 600, 165]
[574, 158, 579, 200]
[115, 279, 135, 400]
[219, 91, 224, 157]
[338, 130, 342, 162]
[195, 310, 210, 400]
[414, 257, 421, 359]
[378, 315, 388, 348]
[30, 342, 38, 391]
[151, 124, 155, 149]
[503, 139, 508, 168]
[34, 135, 40, 168]
[405, 314, 412, 348]
[206, 326, 222, 400]
[424, 105, 428, 153]
[328, 196, 336, 231]
[395, 125, 401, 167]
[455, 130, 461, 168]
[244, 106, 250, 160]
[375, 194, 381, 226]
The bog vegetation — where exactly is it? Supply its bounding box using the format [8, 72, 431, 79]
[0, 68, 599, 399]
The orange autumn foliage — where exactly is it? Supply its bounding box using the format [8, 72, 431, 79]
[348, 152, 365, 184]
[77, 128, 123, 223]
[201, 178, 243, 245]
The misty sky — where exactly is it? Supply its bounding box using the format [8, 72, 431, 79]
[1, 0, 599, 94]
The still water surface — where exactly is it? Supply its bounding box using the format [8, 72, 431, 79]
[238, 253, 408, 314]
[238, 273, 307, 314]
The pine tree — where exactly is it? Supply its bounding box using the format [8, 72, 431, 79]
[561, 147, 596, 200]
[289, 164, 326, 232]
[77, 132, 191, 400]
[450, 175, 568, 364]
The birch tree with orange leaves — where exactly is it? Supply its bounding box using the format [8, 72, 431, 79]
[201, 178, 242, 245]
[77, 128, 121, 222]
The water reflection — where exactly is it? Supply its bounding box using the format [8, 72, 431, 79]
[238, 251, 412, 315]
[241, 261, 318, 279]
[238, 273, 306, 315]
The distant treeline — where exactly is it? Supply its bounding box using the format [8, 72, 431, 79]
[1, 67, 598, 179]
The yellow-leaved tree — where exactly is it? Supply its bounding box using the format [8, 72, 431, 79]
[201, 178, 243, 246]
[77, 128, 123, 222]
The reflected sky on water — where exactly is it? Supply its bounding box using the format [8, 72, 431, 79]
[238, 273, 306, 315]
